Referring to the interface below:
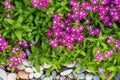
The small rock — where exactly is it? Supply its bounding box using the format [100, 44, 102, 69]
[86, 69, 92, 73]
[43, 77, 50, 80]
[16, 64, 26, 70]
[0, 77, 3, 80]
[52, 71, 57, 80]
[60, 76, 66, 80]
[32, 67, 37, 72]
[93, 74, 100, 80]
[77, 68, 85, 74]
[25, 68, 33, 73]
[114, 72, 120, 80]
[29, 73, 34, 79]
[68, 74, 74, 79]
[60, 69, 73, 76]
[7, 73, 17, 80]
[41, 75, 45, 80]
[22, 59, 30, 66]
[34, 71, 43, 78]
[56, 75, 60, 80]
[26, 49, 31, 55]
[63, 63, 75, 68]
[78, 73, 85, 79]
[86, 74, 93, 80]
[18, 70, 29, 79]
[0, 69, 7, 80]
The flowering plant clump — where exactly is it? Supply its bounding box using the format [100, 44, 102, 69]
[0, 0, 120, 79]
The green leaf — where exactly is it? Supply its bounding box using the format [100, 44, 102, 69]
[35, 13, 40, 26]
[99, 73, 105, 80]
[74, 64, 82, 72]
[107, 66, 117, 71]
[99, 22, 105, 32]
[35, 63, 40, 72]
[40, 57, 50, 64]
[77, 50, 86, 56]
[15, 30, 22, 40]
[46, 69, 51, 76]
[5, 18, 14, 24]
[17, 15, 23, 23]
[113, 23, 118, 30]
[35, 34, 40, 42]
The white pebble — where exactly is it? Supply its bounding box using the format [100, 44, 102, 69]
[32, 66, 37, 72]
[16, 64, 26, 70]
[78, 73, 85, 79]
[34, 71, 43, 78]
[86, 74, 93, 80]
[60, 69, 73, 76]
[7, 73, 17, 80]
[25, 68, 33, 73]
[22, 59, 30, 66]
[0, 69, 7, 80]
[43, 63, 51, 69]
[43, 77, 50, 80]
[29, 73, 34, 79]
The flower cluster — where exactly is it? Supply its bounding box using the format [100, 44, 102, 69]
[98, 67, 104, 73]
[91, 0, 120, 27]
[106, 35, 114, 44]
[12, 47, 20, 54]
[8, 56, 24, 68]
[87, 25, 101, 36]
[95, 50, 103, 60]
[0, 36, 8, 51]
[95, 49, 114, 60]
[18, 40, 29, 48]
[4, 0, 12, 18]
[4, 0, 12, 10]
[47, 13, 85, 50]
[104, 50, 114, 59]
[68, 0, 120, 28]
[30, 0, 49, 8]
[114, 40, 120, 51]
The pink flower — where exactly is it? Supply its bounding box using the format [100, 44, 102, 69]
[98, 67, 104, 73]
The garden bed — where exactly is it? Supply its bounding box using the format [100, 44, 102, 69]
[0, 0, 120, 80]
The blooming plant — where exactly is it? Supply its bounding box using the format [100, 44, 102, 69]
[0, 0, 120, 79]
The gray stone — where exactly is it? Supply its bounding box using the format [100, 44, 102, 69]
[0, 77, 3, 80]
[93, 74, 100, 80]
[77, 68, 85, 74]
[52, 71, 57, 80]
[26, 49, 31, 55]
[114, 72, 120, 80]
[86, 74, 93, 80]
[78, 73, 85, 79]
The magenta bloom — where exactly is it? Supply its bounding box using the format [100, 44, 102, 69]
[66, 43, 73, 50]
[4, 0, 12, 10]
[6, 13, 11, 18]
[98, 67, 104, 73]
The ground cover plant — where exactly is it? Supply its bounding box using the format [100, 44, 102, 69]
[0, 0, 120, 79]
